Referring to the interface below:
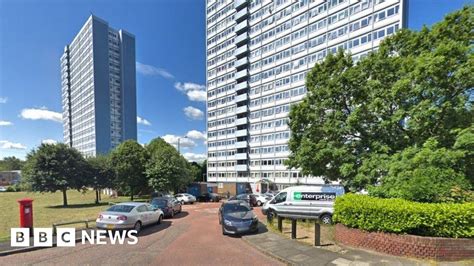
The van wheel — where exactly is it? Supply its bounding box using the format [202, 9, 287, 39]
[257, 200, 262, 206]
[320, 214, 332, 224]
[267, 209, 277, 221]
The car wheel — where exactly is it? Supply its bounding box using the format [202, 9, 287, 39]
[222, 225, 227, 235]
[320, 214, 332, 225]
[191, 202, 194, 204]
[170, 210, 174, 218]
[257, 200, 262, 206]
[267, 209, 276, 221]
[157, 215, 163, 225]
[181, 200, 185, 205]
[134, 221, 142, 233]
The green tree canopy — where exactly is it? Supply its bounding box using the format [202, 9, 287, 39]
[146, 138, 193, 193]
[22, 143, 88, 206]
[86, 154, 115, 204]
[110, 140, 148, 200]
[287, 7, 473, 198]
[0, 156, 24, 171]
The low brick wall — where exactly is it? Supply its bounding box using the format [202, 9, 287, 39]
[335, 224, 474, 261]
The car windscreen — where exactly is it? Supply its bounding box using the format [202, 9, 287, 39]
[223, 204, 251, 213]
[106, 205, 135, 213]
[151, 199, 168, 207]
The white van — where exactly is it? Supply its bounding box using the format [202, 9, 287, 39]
[261, 185, 344, 224]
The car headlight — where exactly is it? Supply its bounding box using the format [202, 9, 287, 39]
[224, 219, 232, 226]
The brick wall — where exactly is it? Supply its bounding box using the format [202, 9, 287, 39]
[335, 224, 474, 261]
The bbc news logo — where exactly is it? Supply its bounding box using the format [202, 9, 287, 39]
[11, 228, 138, 247]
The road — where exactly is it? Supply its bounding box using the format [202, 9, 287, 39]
[1, 203, 283, 265]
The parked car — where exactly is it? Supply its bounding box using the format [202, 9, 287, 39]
[0, 186, 6, 192]
[96, 202, 164, 233]
[253, 193, 273, 206]
[262, 185, 345, 224]
[175, 193, 196, 204]
[218, 200, 259, 235]
[229, 193, 257, 207]
[151, 197, 182, 218]
[197, 192, 221, 202]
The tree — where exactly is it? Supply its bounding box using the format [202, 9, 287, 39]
[0, 156, 24, 171]
[201, 160, 207, 182]
[110, 140, 148, 200]
[22, 143, 88, 206]
[287, 7, 474, 193]
[190, 162, 202, 182]
[146, 138, 193, 193]
[86, 155, 115, 204]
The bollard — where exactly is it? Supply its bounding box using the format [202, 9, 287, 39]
[278, 216, 283, 232]
[314, 222, 321, 246]
[291, 219, 297, 239]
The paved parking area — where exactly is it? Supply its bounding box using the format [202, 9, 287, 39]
[0, 203, 283, 266]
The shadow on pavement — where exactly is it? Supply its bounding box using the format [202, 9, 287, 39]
[139, 220, 172, 237]
[165, 211, 189, 220]
[225, 222, 269, 239]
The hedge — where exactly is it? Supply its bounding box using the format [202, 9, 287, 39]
[333, 194, 474, 238]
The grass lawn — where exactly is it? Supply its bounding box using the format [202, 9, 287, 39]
[0, 190, 143, 242]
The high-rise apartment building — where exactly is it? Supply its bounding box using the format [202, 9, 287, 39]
[61, 15, 137, 156]
[206, 0, 407, 189]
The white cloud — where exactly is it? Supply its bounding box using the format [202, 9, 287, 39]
[0, 120, 13, 126]
[0, 140, 26, 150]
[136, 62, 174, 79]
[162, 134, 196, 148]
[186, 130, 206, 140]
[20, 108, 62, 123]
[174, 82, 205, 92]
[0, 97, 7, 104]
[41, 139, 58, 145]
[137, 116, 151, 126]
[174, 82, 206, 102]
[183, 152, 206, 163]
[183, 106, 204, 120]
[186, 90, 206, 102]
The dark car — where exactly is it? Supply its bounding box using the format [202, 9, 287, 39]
[229, 193, 257, 207]
[150, 197, 182, 218]
[197, 192, 221, 202]
[218, 200, 259, 235]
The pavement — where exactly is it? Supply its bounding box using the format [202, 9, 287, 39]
[242, 225, 421, 266]
[0, 203, 282, 265]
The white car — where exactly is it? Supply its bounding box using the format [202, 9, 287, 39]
[175, 193, 196, 204]
[0, 186, 7, 192]
[96, 202, 164, 233]
[253, 193, 273, 206]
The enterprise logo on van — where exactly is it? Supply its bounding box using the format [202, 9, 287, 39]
[294, 192, 336, 201]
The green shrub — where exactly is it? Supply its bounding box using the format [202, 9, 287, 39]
[333, 194, 474, 238]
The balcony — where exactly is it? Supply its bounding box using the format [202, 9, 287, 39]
[235, 164, 248, 172]
[235, 129, 248, 137]
[234, 45, 248, 58]
[234, 0, 248, 10]
[234, 57, 249, 69]
[235, 153, 248, 160]
[235, 20, 248, 34]
[235, 93, 248, 103]
[235, 141, 247, 149]
[235, 69, 248, 81]
[235, 81, 248, 91]
[235, 8, 248, 23]
[235, 32, 249, 46]
[236, 117, 248, 126]
[236, 105, 248, 114]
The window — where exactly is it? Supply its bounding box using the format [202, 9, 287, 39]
[273, 192, 287, 204]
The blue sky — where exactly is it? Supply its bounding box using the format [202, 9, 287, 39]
[0, 0, 472, 160]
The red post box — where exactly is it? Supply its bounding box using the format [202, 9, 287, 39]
[18, 198, 34, 229]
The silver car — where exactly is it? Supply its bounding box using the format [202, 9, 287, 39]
[96, 202, 164, 233]
[175, 193, 196, 204]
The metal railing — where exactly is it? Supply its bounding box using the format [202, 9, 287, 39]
[269, 215, 322, 246]
[52, 219, 96, 235]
